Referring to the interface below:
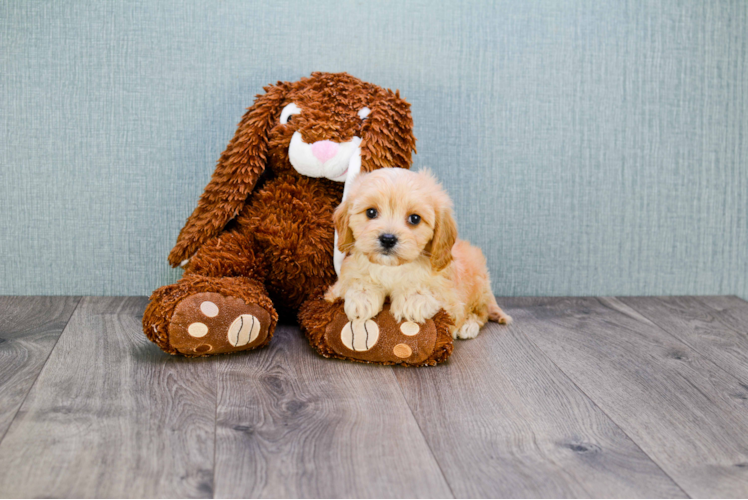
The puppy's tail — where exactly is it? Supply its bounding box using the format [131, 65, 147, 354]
[488, 296, 513, 325]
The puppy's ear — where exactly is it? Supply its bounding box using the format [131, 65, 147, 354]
[168, 82, 290, 267]
[430, 207, 457, 271]
[333, 199, 355, 252]
[360, 88, 416, 172]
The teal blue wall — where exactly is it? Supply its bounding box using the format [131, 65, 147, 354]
[1, 1, 746, 297]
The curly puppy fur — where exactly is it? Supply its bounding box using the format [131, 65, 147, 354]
[144, 72, 429, 359]
[326, 168, 512, 339]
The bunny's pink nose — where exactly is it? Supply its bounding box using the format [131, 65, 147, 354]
[311, 140, 339, 163]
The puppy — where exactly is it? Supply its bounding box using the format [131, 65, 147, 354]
[325, 168, 512, 339]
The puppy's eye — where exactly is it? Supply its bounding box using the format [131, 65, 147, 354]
[408, 214, 421, 225]
[366, 208, 378, 219]
[280, 103, 301, 125]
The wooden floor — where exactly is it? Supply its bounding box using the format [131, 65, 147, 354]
[1, 296, 748, 498]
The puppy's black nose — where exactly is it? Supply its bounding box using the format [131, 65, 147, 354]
[379, 233, 398, 249]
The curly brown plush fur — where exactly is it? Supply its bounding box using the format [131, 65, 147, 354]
[143, 72, 453, 365]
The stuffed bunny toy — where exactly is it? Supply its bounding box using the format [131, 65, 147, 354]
[143, 72, 453, 366]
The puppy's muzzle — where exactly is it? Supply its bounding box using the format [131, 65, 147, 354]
[378, 233, 398, 251]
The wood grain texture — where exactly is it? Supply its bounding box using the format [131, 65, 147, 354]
[0, 297, 217, 498]
[697, 296, 748, 332]
[2, 295, 747, 498]
[619, 295, 748, 384]
[213, 324, 452, 499]
[695, 298, 748, 358]
[395, 319, 686, 498]
[0, 296, 80, 441]
[505, 296, 748, 498]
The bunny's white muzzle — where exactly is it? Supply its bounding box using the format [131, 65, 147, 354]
[287, 132, 363, 277]
[288, 132, 361, 183]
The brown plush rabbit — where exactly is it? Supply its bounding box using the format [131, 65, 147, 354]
[143, 72, 453, 366]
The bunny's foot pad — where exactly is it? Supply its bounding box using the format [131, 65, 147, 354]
[169, 292, 272, 356]
[300, 298, 454, 366]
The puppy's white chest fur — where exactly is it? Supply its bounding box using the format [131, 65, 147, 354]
[345, 253, 440, 294]
[330, 252, 448, 325]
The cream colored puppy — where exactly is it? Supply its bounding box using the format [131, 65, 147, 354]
[325, 168, 512, 339]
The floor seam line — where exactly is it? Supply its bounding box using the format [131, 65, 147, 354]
[0, 296, 84, 448]
[517, 300, 692, 499]
[390, 366, 456, 499]
[212, 360, 218, 499]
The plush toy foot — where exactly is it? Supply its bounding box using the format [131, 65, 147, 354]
[300, 295, 454, 366]
[143, 275, 277, 357]
[168, 292, 272, 356]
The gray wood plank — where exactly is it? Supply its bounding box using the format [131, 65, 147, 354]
[693, 295, 748, 337]
[619, 295, 748, 385]
[0, 297, 216, 498]
[214, 324, 453, 499]
[0, 296, 80, 442]
[395, 319, 687, 498]
[505, 296, 748, 498]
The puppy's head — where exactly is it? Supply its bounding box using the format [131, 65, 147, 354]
[334, 169, 457, 270]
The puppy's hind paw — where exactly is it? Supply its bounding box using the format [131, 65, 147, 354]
[489, 304, 513, 325]
[455, 320, 481, 340]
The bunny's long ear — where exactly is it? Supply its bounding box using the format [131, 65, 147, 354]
[168, 83, 288, 267]
[359, 89, 416, 172]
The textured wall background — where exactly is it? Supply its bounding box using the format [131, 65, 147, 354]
[1, 0, 746, 297]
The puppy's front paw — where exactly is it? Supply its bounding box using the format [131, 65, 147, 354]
[344, 289, 383, 322]
[391, 292, 442, 323]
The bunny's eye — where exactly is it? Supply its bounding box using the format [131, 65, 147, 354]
[408, 214, 421, 225]
[280, 103, 301, 125]
[366, 208, 378, 219]
[358, 107, 371, 120]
